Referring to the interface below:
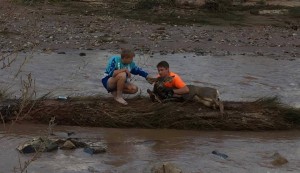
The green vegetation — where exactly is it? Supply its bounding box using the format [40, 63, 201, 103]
[134, 0, 176, 9]
[14, 0, 70, 5]
[254, 96, 282, 109]
[254, 96, 300, 126]
[289, 7, 300, 17]
[0, 88, 10, 101]
[256, 0, 266, 6]
[11, 0, 300, 27]
[119, 8, 245, 25]
[203, 0, 233, 12]
[283, 108, 300, 125]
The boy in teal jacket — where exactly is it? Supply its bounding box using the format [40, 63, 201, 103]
[102, 49, 151, 105]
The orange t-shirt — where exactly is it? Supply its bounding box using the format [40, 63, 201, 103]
[159, 72, 186, 89]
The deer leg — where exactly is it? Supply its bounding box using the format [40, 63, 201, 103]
[219, 100, 224, 117]
[213, 98, 224, 118]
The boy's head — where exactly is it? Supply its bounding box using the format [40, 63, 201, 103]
[121, 49, 135, 64]
[157, 61, 169, 77]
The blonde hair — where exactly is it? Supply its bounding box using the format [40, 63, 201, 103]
[121, 49, 135, 59]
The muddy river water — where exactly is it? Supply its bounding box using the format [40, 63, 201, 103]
[0, 50, 300, 172]
[1, 124, 300, 173]
[1, 50, 299, 107]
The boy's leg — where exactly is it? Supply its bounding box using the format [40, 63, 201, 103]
[123, 82, 138, 94]
[107, 72, 128, 105]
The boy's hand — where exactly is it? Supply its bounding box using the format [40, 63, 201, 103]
[146, 76, 157, 84]
[162, 87, 174, 98]
[124, 69, 131, 78]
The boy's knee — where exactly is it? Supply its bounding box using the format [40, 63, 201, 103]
[129, 85, 138, 94]
[116, 72, 126, 80]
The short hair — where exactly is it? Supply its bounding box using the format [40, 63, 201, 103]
[157, 61, 169, 68]
[121, 49, 135, 59]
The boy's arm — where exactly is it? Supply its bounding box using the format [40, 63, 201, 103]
[173, 75, 189, 94]
[173, 85, 189, 95]
[130, 63, 149, 78]
[106, 58, 116, 77]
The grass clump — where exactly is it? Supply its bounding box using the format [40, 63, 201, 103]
[254, 96, 282, 109]
[289, 7, 300, 18]
[134, 0, 176, 9]
[256, 0, 266, 6]
[0, 88, 11, 102]
[14, 0, 70, 5]
[254, 96, 300, 126]
[283, 108, 300, 125]
[203, 0, 233, 12]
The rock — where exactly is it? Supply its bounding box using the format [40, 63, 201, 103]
[67, 132, 75, 136]
[212, 150, 228, 159]
[84, 141, 107, 154]
[88, 166, 100, 173]
[84, 146, 107, 155]
[61, 140, 76, 150]
[151, 162, 183, 173]
[79, 52, 86, 56]
[70, 139, 88, 148]
[17, 137, 58, 153]
[271, 152, 288, 166]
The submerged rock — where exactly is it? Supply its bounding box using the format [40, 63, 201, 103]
[17, 137, 58, 153]
[17, 136, 101, 154]
[60, 140, 76, 150]
[271, 152, 288, 166]
[79, 52, 86, 56]
[84, 146, 106, 155]
[151, 162, 183, 173]
[212, 150, 228, 159]
[84, 142, 107, 155]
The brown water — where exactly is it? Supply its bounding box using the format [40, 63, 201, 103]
[0, 50, 299, 107]
[0, 124, 300, 173]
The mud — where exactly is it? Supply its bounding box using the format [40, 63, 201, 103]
[1, 96, 299, 131]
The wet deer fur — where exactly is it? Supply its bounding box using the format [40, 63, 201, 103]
[186, 85, 224, 115]
[152, 77, 224, 115]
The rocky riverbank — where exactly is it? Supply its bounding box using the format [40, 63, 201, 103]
[0, 0, 299, 59]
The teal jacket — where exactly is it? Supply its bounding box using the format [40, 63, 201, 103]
[103, 56, 148, 78]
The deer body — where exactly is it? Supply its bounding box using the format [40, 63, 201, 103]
[149, 77, 224, 115]
[153, 77, 172, 94]
[186, 85, 224, 115]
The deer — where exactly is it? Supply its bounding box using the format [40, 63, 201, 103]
[147, 76, 224, 116]
[147, 76, 174, 103]
[185, 85, 224, 116]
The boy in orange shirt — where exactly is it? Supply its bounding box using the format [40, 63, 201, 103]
[148, 61, 189, 100]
